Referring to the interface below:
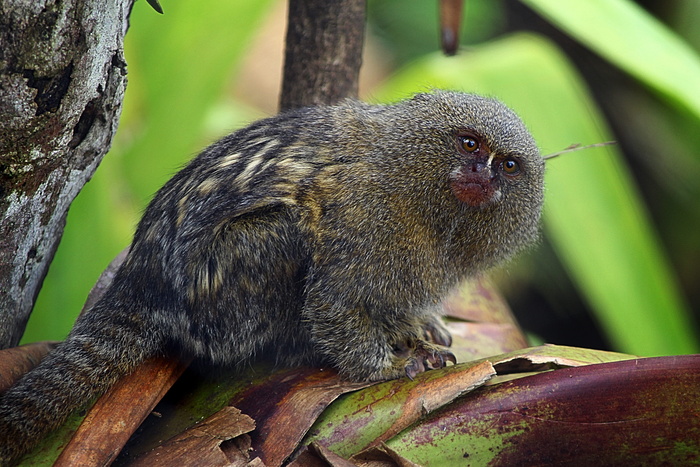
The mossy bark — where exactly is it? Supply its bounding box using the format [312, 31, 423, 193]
[0, 0, 133, 347]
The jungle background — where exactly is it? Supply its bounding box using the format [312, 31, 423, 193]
[21, 0, 700, 358]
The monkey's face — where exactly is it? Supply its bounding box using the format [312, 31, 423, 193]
[448, 131, 523, 208]
[395, 91, 546, 266]
[399, 91, 544, 215]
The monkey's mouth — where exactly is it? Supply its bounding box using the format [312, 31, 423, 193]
[461, 182, 490, 205]
[449, 171, 499, 208]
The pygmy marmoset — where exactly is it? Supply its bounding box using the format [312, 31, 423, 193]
[0, 91, 545, 463]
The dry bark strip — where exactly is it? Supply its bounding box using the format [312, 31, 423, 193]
[0, 341, 57, 392]
[53, 356, 187, 466]
[227, 367, 373, 466]
[132, 406, 257, 467]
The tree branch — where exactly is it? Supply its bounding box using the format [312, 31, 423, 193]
[0, 0, 133, 347]
[280, 0, 366, 111]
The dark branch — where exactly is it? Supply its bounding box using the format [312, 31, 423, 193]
[280, 0, 366, 111]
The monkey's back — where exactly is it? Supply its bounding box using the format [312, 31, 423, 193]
[119, 108, 344, 366]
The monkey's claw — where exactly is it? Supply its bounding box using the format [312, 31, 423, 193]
[404, 343, 456, 380]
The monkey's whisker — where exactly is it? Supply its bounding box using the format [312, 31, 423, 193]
[543, 141, 617, 161]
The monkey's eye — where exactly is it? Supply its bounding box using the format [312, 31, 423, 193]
[502, 159, 521, 175]
[459, 136, 479, 153]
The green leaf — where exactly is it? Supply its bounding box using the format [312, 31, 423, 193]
[302, 361, 496, 459]
[374, 32, 698, 355]
[303, 345, 633, 460]
[522, 0, 700, 125]
[385, 355, 700, 465]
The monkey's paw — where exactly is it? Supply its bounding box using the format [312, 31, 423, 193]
[397, 340, 456, 380]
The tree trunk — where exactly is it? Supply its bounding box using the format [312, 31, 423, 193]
[280, 0, 365, 111]
[0, 0, 133, 348]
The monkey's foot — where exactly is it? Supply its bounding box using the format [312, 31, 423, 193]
[403, 341, 456, 380]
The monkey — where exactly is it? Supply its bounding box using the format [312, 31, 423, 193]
[0, 91, 545, 463]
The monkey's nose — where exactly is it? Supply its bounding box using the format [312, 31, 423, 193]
[468, 161, 489, 173]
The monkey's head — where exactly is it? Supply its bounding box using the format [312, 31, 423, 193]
[369, 91, 545, 272]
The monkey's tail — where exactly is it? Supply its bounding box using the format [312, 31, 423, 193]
[0, 303, 164, 465]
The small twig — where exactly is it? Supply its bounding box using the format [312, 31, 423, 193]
[439, 0, 464, 55]
[543, 141, 617, 161]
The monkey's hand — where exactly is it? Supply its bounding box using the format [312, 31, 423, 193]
[399, 315, 456, 379]
[392, 338, 456, 380]
[311, 311, 456, 382]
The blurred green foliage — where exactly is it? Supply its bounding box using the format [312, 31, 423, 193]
[23, 0, 700, 356]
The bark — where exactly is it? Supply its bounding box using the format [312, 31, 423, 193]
[280, 0, 366, 111]
[0, 0, 133, 348]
